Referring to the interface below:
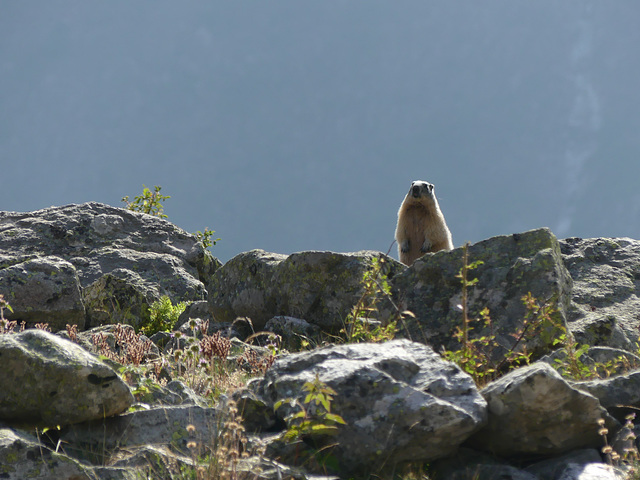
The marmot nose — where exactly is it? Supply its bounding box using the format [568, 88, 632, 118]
[412, 186, 422, 197]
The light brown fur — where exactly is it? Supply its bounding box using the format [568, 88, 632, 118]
[395, 180, 453, 265]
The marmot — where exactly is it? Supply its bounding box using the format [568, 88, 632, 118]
[395, 180, 454, 265]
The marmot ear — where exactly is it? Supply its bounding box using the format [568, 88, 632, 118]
[427, 183, 434, 193]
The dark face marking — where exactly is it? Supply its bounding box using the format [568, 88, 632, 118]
[410, 181, 434, 198]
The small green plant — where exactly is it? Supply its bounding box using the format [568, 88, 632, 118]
[341, 256, 399, 343]
[275, 374, 347, 443]
[122, 184, 170, 218]
[442, 244, 499, 384]
[194, 227, 220, 248]
[550, 326, 626, 381]
[0, 294, 13, 318]
[122, 185, 220, 249]
[0, 294, 15, 334]
[141, 295, 186, 336]
[443, 305, 497, 385]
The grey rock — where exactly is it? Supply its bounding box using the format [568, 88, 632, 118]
[391, 228, 572, 359]
[560, 237, 640, 351]
[572, 369, 640, 409]
[209, 249, 404, 331]
[0, 202, 221, 331]
[107, 445, 195, 477]
[246, 339, 487, 474]
[61, 405, 220, 459]
[468, 362, 617, 457]
[110, 444, 327, 480]
[0, 256, 85, 330]
[524, 449, 603, 480]
[556, 463, 626, 480]
[175, 299, 214, 329]
[431, 448, 540, 480]
[165, 380, 207, 406]
[0, 428, 93, 479]
[129, 379, 206, 407]
[0, 329, 133, 426]
[231, 455, 331, 480]
[541, 346, 640, 379]
[439, 464, 539, 480]
[264, 315, 322, 350]
[233, 386, 277, 432]
[0, 427, 187, 480]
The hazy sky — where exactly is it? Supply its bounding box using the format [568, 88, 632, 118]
[2, 2, 639, 262]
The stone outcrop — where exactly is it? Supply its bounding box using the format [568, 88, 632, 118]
[264, 315, 322, 350]
[572, 369, 640, 410]
[0, 428, 100, 479]
[467, 362, 618, 457]
[0, 202, 220, 330]
[560, 237, 640, 351]
[240, 339, 487, 475]
[0, 256, 85, 331]
[3, 203, 640, 478]
[430, 448, 610, 480]
[208, 249, 404, 331]
[0, 329, 133, 426]
[390, 228, 573, 358]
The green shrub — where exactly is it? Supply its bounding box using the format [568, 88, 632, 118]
[341, 256, 399, 343]
[122, 185, 220, 249]
[275, 373, 346, 442]
[141, 295, 186, 335]
[122, 184, 170, 218]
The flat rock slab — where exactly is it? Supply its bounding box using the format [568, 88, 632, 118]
[0, 329, 133, 426]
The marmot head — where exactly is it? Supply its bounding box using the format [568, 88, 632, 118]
[407, 180, 435, 201]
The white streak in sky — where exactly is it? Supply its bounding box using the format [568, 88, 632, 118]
[555, 10, 600, 238]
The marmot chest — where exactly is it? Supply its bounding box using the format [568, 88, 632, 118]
[405, 205, 434, 239]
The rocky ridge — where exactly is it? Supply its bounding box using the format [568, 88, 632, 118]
[0, 202, 639, 479]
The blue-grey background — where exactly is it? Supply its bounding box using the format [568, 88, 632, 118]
[2, 2, 639, 263]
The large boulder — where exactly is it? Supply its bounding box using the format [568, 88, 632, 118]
[0, 329, 134, 426]
[0, 256, 85, 330]
[0, 202, 221, 330]
[242, 339, 487, 475]
[209, 249, 404, 331]
[560, 237, 640, 351]
[390, 228, 573, 359]
[467, 362, 617, 457]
